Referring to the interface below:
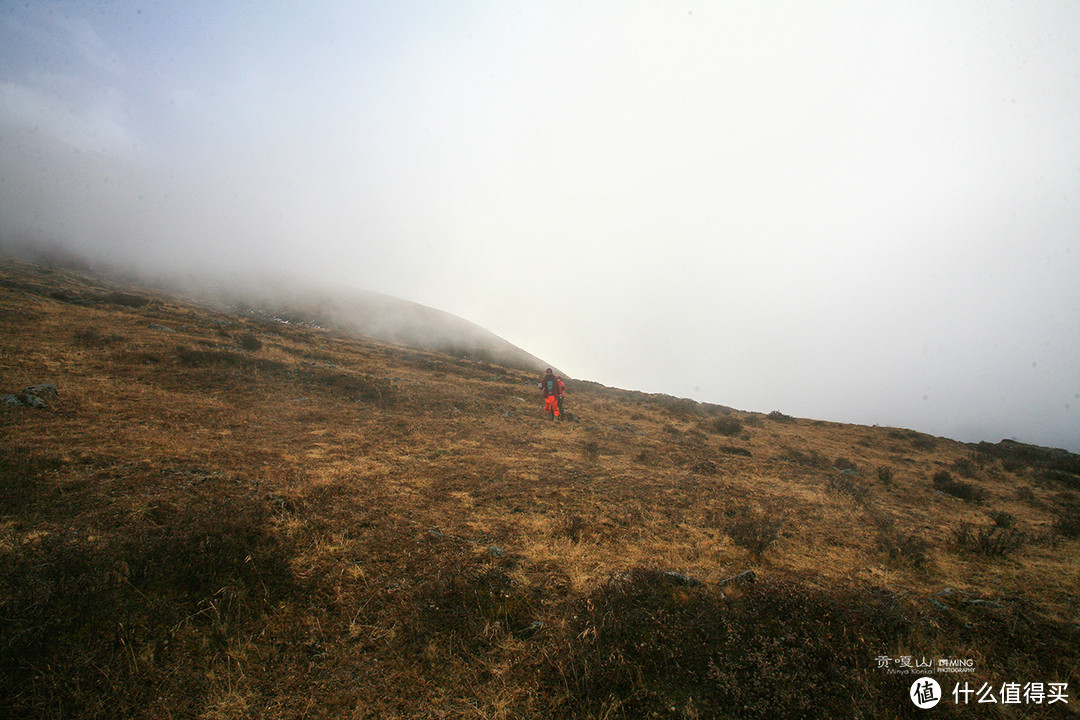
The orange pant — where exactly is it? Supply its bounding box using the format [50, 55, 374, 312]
[544, 395, 560, 416]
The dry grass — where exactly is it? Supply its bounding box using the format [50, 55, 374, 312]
[1, 258, 1078, 719]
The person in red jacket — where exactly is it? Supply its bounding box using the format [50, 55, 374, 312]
[540, 368, 560, 420]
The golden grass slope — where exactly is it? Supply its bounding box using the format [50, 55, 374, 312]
[0, 257, 1077, 719]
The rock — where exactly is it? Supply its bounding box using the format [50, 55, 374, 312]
[663, 571, 702, 587]
[718, 569, 756, 587]
[22, 383, 57, 401]
[1, 383, 58, 409]
[148, 323, 176, 333]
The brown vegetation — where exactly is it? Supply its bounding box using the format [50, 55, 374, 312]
[1, 258, 1077, 718]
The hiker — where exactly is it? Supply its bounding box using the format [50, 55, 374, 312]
[556, 375, 567, 416]
[540, 368, 560, 420]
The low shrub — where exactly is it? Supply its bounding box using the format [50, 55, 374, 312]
[71, 327, 124, 348]
[827, 473, 869, 504]
[1052, 506, 1080, 539]
[878, 530, 931, 568]
[235, 331, 262, 351]
[932, 470, 984, 503]
[987, 510, 1016, 528]
[727, 511, 783, 557]
[952, 456, 977, 478]
[777, 447, 828, 468]
[711, 417, 743, 437]
[952, 522, 1026, 557]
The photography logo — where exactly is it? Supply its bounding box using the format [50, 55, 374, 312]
[911, 677, 942, 709]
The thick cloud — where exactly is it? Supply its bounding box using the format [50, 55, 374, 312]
[2, 1, 1078, 450]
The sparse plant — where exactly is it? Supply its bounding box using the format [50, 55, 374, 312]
[877, 466, 894, 484]
[828, 473, 869, 504]
[987, 510, 1016, 528]
[952, 522, 1026, 557]
[583, 440, 600, 462]
[767, 410, 794, 423]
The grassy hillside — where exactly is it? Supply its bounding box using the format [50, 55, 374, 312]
[1, 258, 1077, 719]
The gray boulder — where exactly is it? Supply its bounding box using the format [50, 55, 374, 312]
[1, 383, 58, 409]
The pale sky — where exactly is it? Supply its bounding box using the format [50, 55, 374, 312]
[2, 1, 1078, 451]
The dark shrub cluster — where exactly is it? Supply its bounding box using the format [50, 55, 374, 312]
[777, 447, 829, 468]
[726, 511, 783, 557]
[235, 331, 263, 351]
[71, 327, 124, 348]
[99, 291, 150, 308]
[711, 416, 743, 437]
[174, 344, 286, 373]
[952, 456, 977, 478]
[542, 569, 911, 720]
[932, 470, 985, 503]
[0, 487, 297, 718]
[1052, 506, 1080, 539]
